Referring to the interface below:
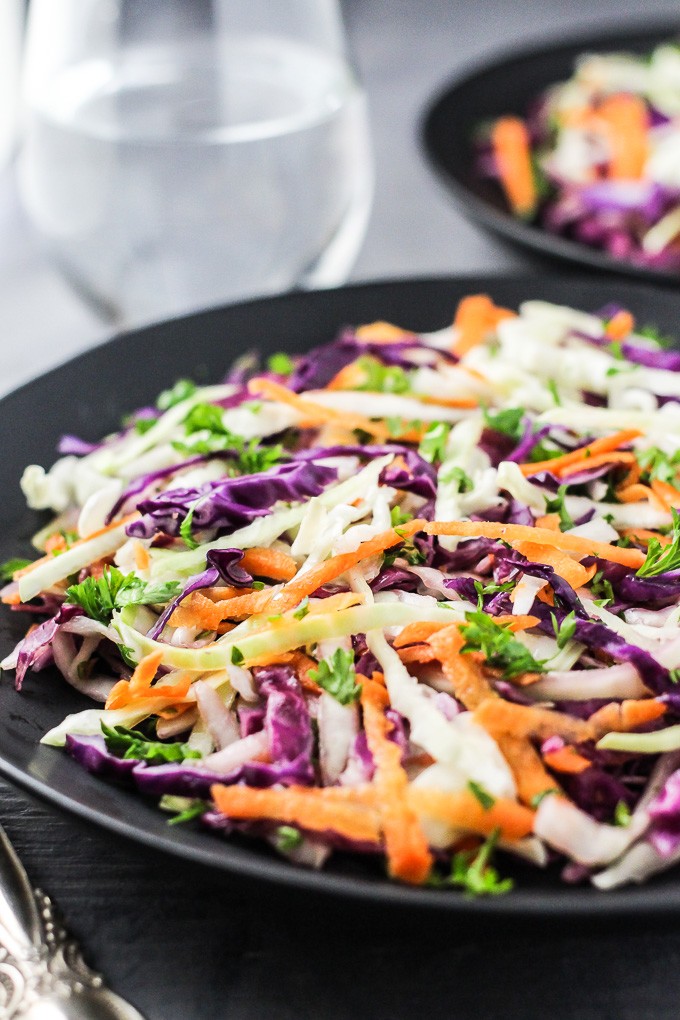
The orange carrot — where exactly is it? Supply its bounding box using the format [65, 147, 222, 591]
[617, 482, 669, 512]
[397, 645, 437, 665]
[452, 294, 516, 357]
[535, 513, 561, 531]
[651, 479, 680, 511]
[262, 518, 427, 615]
[105, 651, 192, 711]
[326, 360, 371, 391]
[474, 698, 593, 743]
[490, 116, 537, 217]
[604, 309, 635, 341]
[543, 746, 592, 775]
[247, 377, 390, 440]
[210, 784, 381, 844]
[361, 677, 433, 884]
[512, 541, 597, 589]
[559, 451, 636, 478]
[519, 428, 641, 477]
[494, 733, 563, 807]
[44, 533, 68, 556]
[355, 321, 414, 342]
[408, 788, 535, 841]
[599, 94, 648, 180]
[425, 520, 645, 569]
[240, 547, 297, 582]
[491, 614, 541, 632]
[587, 698, 667, 739]
[134, 541, 151, 572]
[427, 624, 496, 709]
[621, 527, 672, 547]
[393, 621, 449, 648]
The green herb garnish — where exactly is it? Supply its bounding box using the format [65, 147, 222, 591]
[308, 648, 360, 705]
[65, 567, 182, 625]
[460, 611, 545, 680]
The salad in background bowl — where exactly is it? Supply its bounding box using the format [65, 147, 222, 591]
[479, 42, 680, 272]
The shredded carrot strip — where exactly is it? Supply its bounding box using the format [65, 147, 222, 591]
[134, 542, 150, 572]
[1, 590, 21, 606]
[408, 788, 535, 841]
[494, 733, 564, 807]
[559, 451, 635, 478]
[200, 586, 257, 602]
[617, 482, 669, 512]
[651, 479, 680, 511]
[604, 309, 635, 341]
[326, 361, 371, 391]
[518, 428, 641, 477]
[587, 698, 667, 740]
[543, 746, 592, 775]
[599, 94, 648, 180]
[210, 784, 381, 843]
[355, 321, 413, 342]
[425, 520, 645, 569]
[491, 614, 541, 632]
[474, 698, 593, 743]
[397, 645, 437, 664]
[360, 677, 433, 884]
[247, 377, 390, 440]
[452, 294, 516, 357]
[44, 533, 68, 556]
[535, 513, 560, 531]
[263, 519, 427, 615]
[512, 541, 598, 589]
[621, 528, 672, 547]
[427, 624, 496, 709]
[240, 547, 297, 582]
[490, 116, 537, 217]
[106, 651, 192, 711]
[393, 621, 448, 648]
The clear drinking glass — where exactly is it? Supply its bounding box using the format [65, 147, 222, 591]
[18, 0, 373, 325]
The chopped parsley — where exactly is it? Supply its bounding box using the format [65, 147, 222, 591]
[418, 422, 451, 464]
[275, 825, 304, 852]
[179, 502, 200, 550]
[230, 646, 244, 666]
[439, 466, 473, 491]
[390, 506, 413, 528]
[267, 352, 295, 376]
[309, 648, 360, 705]
[65, 567, 182, 625]
[482, 406, 525, 442]
[636, 446, 680, 487]
[460, 610, 545, 679]
[637, 508, 680, 578]
[591, 570, 615, 606]
[544, 485, 575, 531]
[551, 610, 577, 650]
[355, 356, 411, 394]
[467, 780, 495, 810]
[176, 402, 285, 474]
[614, 800, 632, 827]
[157, 378, 198, 411]
[101, 723, 201, 765]
[429, 828, 513, 896]
[293, 597, 310, 620]
[473, 578, 515, 610]
[0, 557, 31, 581]
[530, 789, 559, 809]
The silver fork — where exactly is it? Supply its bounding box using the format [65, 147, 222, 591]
[0, 822, 146, 1019]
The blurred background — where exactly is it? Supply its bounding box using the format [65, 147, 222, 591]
[2, 0, 680, 402]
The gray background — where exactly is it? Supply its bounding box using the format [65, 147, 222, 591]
[2, 2, 680, 1017]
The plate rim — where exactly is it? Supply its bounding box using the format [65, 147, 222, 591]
[420, 16, 680, 286]
[6, 272, 680, 919]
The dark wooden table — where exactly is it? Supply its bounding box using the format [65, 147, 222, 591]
[3, 1, 680, 1016]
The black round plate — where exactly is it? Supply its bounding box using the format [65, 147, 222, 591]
[3, 275, 680, 919]
[422, 20, 680, 285]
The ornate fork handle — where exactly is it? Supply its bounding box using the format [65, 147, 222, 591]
[0, 886, 105, 1018]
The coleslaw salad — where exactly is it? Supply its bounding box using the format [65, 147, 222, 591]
[4, 293, 680, 893]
